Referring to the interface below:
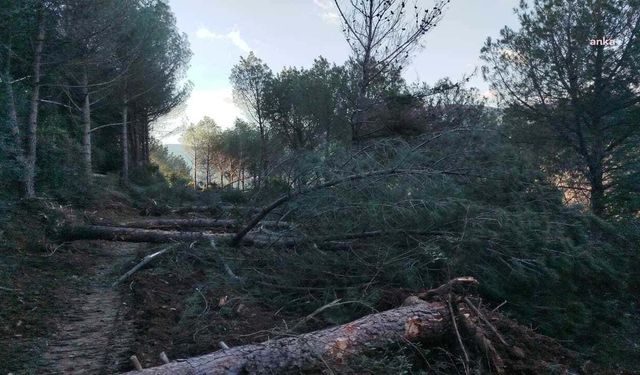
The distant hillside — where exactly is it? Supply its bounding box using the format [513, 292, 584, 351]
[165, 144, 192, 168]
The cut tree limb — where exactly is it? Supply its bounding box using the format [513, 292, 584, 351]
[112, 244, 180, 287]
[121, 300, 450, 374]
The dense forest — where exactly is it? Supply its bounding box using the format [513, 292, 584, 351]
[1, 0, 639, 374]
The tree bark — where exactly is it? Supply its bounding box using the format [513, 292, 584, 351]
[81, 66, 92, 184]
[171, 204, 261, 215]
[121, 299, 449, 374]
[122, 94, 129, 185]
[66, 225, 232, 243]
[64, 225, 297, 248]
[193, 148, 197, 190]
[590, 173, 606, 216]
[3, 43, 24, 165]
[118, 218, 237, 229]
[24, 5, 46, 198]
[117, 218, 293, 230]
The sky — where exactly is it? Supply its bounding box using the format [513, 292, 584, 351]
[156, 0, 522, 144]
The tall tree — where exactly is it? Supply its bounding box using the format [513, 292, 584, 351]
[481, 0, 640, 215]
[230, 52, 272, 183]
[181, 117, 220, 189]
[116, 0, 191, 185]
[57, 0, 128, 185]
[333, 0, 450, 140]
[23, 0, 46, 198]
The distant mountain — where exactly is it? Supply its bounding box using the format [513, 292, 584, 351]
[165, 144, 192, 168]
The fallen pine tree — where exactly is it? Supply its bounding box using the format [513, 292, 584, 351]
[119, 277, 581, 374]
[64, 225, 305, 248]
[63, 225, 472, 250]
[65, 225, 233, 243]
[171, 205, 262, 215]
[118, 218, 237, 229]
[116, 218, 295, 231]
[123, 298, 448, 374]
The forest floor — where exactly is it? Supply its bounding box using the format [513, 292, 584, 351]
[36, 241, 142, 374]
[0, 196, 292, 374]
[0, 191, 629, 374]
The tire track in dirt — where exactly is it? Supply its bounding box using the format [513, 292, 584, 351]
[37, 242, 143, 374]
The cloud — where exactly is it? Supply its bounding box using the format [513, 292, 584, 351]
[313, 0, 330, 9]
[321, 12, 340, 24]
[313, 0, 340, 25]
[227, 31, 252, 53]
[187, 88, 244, 128]
[196, 26, 252, 53]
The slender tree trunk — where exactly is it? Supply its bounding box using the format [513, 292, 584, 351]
[122, 95, 129, 185]
[205, 146, 210, 188]
[241, 166, 245, 191]
[132, 122, 140, 167]
[193, 149, 197, 190]
[258, 118, 266, 187]
[3, 44, 23, 163]
[589, 161, 606, 216]
[24, 6, 46, 198]
[144, 120, 150, 164]
[81, 67, 92, 185]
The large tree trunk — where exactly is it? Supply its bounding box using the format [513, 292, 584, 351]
[24, 5, 46, 198]
[81, 67, 92, 184]
[121, 299, 450, 374]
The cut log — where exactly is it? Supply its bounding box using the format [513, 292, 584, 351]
[171, 205, 262, 215]
[66, 225, 233, 243]
[65, 225, 300, 248]
[119, 218, 237, 229]
[121, 300, 450, 374]
[117, 218, 294, 231]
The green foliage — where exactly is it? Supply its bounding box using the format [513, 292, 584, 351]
[34, 114, 90, 203]
[127, 164, 197, 207]
[264, 57, 351, 150]
[232, 120, 638, 368]
[219, 188, 247, 204]
[150, 140, 190, 186]
[0, 0, 191, 199]
[482, 0, 640, 216]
